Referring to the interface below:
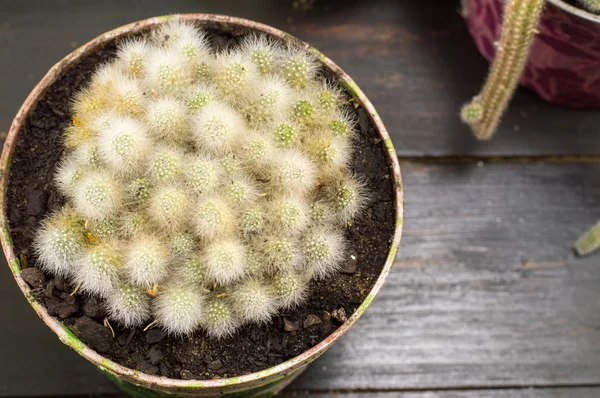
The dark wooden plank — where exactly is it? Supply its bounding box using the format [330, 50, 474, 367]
[1, 162, 599, 396]
[2, 0, 600, 157]
[291, 161, 600, 390]
[285, 389, 600, 397]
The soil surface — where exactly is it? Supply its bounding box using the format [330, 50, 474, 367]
[7, 22, 397, 380]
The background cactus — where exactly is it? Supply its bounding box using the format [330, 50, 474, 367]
[33, 20, 365, 338]
[461, 0, 545, 140]
[578, 0, 600, 13]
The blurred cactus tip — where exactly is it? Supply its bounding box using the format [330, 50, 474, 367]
[460, 100, 483, 124]
[575, 221, 600, 257]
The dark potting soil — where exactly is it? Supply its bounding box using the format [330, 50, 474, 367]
[6, 22, 397, 380]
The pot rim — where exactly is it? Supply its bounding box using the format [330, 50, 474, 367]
[0, 14, 403, 390]
[548, 0, 600, 22]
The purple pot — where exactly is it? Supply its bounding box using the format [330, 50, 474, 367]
[463, 0, 600, 108]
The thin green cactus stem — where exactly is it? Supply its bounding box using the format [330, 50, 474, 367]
[575, 220, 600, 256]
[461, 0, 545, 140]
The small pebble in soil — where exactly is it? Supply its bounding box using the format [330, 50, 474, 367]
[138, 360, 159, 375]
[146, 328, 167, 345]
[47, 296, 79, 318]
[332, 307, 347, 323]
[148, 346, 164, 365]
[322, 311, 331, 322]
[82, 296, 104, 320]
[207, 359, 223, 371]
[20, 267, 45, 288]
[44, 280, 55, 298]
[159, 362, 171, 378]
[283, 318, 299, 332]
[180, 369, 197, 380]
[26, 190, 47, 216]
[69, 316, 112, 353]
[339, 253, 358, 274]
[303, 314, 322, 329]
[54, 276, 67, 291]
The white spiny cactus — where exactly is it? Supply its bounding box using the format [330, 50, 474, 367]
[202, 297, 238, 338]
[97, 116, 150, 174]
[72, 170, 123, 220]
[240, 35, 282, 75]
[170, 233, 197, 258]
[303, 228, 344, 278]
[153, 282, 205, 335]
[105, 281, 151, 327]
[33, 208, 86, 277]
[36, 20, 366, 338]
[149, 146, 184, 182]
[74, 243, 121, 296]
[192, 101, 244, 155]
[148, 185, 190, 230]
[229, 279, 277, 324]
[145, 48, 191, 94]
[204, 240, 246, 285]
[212, 51, 257, 99]
[272, 272, 308, 309]
[270, 150, 316, 194]
[117, 38, 150, 77]
[146, 98, 189, 143]
[184, 155, 220, 193]
[278, 48, 317, 89]
[193, 197, 234, 240]
[112, 77, 145, 115]
[124, 234, 170, 288]
[176, 254, 207, 286]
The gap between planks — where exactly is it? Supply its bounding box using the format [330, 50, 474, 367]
[397, 155, 600, 164]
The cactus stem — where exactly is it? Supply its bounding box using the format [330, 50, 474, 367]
[70, 282, 81, 296]
[103, 318, 116, 338]
[575, 221, 600, 256]
[462, 0, 545, 140]
[143, 319, 159, 332]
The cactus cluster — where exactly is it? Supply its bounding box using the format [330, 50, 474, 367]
[33, 21, 365, 338]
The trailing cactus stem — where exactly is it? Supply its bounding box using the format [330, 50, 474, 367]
[575, 221, 600, 256]
[461, 0, 545, 140]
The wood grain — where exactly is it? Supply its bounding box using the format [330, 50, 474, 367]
[291, 161, 600, 390]
[286, 389, 600, 397]
[1, 162, 599, 396]
[1, 0, 599, 157]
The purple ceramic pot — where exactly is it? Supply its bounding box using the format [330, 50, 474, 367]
[463, 0, 600, 108]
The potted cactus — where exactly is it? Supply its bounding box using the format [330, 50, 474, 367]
[1, 14, 402, 397]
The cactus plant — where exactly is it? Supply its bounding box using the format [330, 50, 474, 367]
[577, 0, 600, 13]
[575, 221, 600, 256]
[461, 0, 545, 140]
[33, 20, 366, 338]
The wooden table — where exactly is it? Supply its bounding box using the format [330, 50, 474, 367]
[1, 0, 599, 396]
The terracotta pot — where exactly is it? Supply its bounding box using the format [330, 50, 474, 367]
[0, 14, 403, 398]
[463, 0, 600, 108]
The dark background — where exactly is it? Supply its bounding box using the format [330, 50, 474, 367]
[1, 1, 599, 397]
